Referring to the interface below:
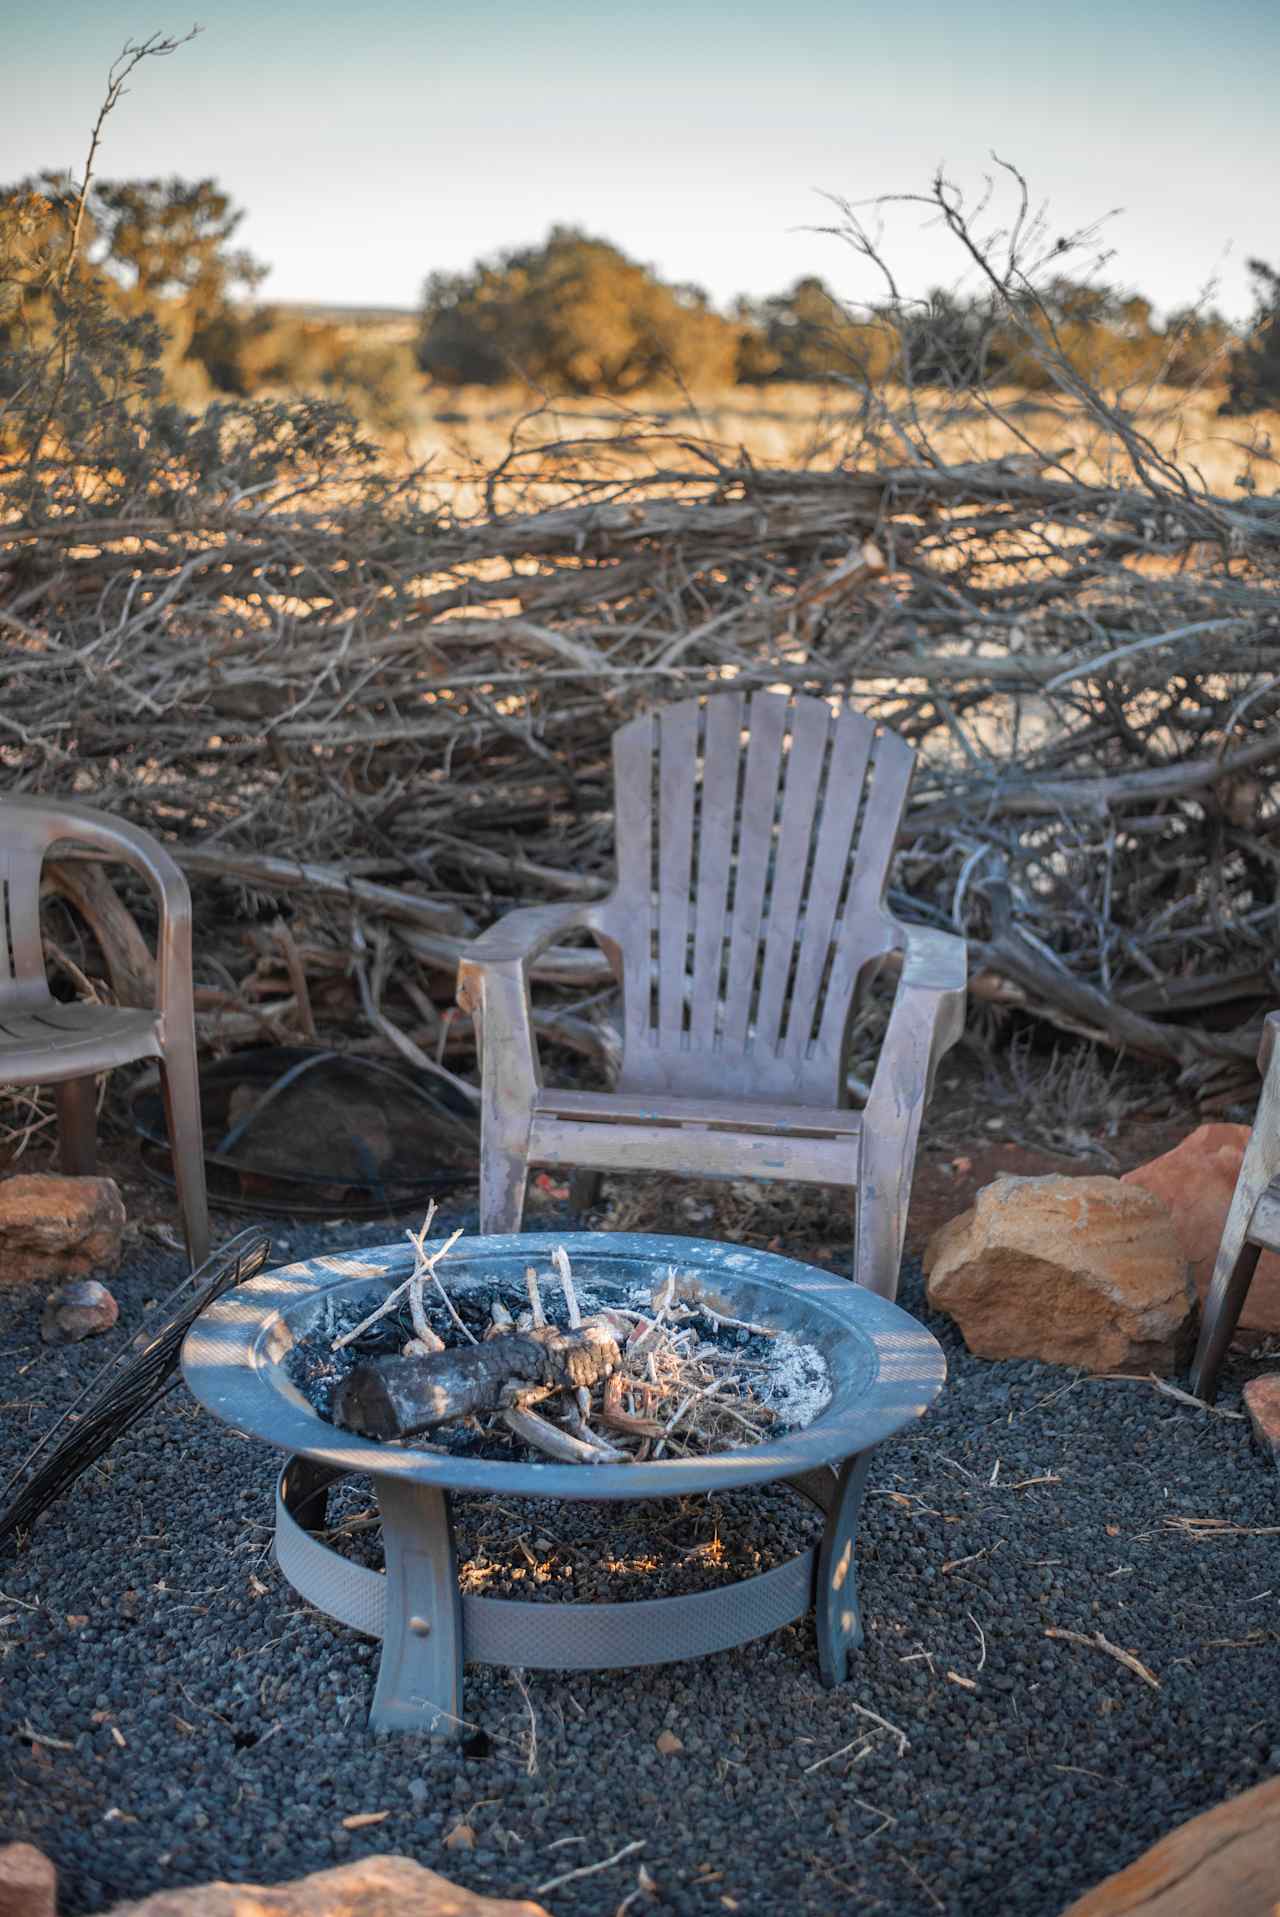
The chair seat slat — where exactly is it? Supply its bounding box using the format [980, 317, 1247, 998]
[534, 1085, 861, 1137]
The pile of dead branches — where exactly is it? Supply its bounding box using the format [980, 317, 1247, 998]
[328, 1227, 778, 1466]
[4, 171, 1280, 1109]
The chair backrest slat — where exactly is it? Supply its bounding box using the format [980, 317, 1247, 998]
[717, 692, 790, 1051]
[686, 691, 746, 1048]
[656, 698, 699, 1048]
[816, 726, 914, 1062]
[611, 709, 658, 1059]
[780, 708, 876, 1058]
[602, 690, 914, 1105]
[750, 696, 836, 1054]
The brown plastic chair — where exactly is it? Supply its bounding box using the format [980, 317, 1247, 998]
[457, 690, 967, 1299]
[1189, 1010, 1280, 1401]
[0, 798, 210, 1267]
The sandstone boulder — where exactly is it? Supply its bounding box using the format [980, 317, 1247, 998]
[0, 1173, 125, 1286]
[1122, 1124, 1280, 1337]
[102, 1857, 550, 1917]
[924, 1173, 1195, 1373]
[1242, 1374, 1280, 1466]
[41, 1276, 119, 1343]
[0, 1842, 55, 1917]
[1061, 1774, 1280, 1914]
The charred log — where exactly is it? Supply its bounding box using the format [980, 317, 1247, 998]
[333, 1322, 620, 1440]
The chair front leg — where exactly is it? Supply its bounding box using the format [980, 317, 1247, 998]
[857, 928, 967, 1299]
[54, 1075, 98, 1176]
[1189, 1028, 1280, 1401]
[465, 965, 539, 1236]
[160, 1046, 210, 1269]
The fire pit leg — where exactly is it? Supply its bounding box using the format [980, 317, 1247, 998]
[369, 1478, 463, 1738]
[814, 1450, 874, 1687]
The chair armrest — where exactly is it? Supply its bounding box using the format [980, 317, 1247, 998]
[456, 900, 610, 1119]
[866, 925, 968, 1115]
[37, 801, 193, 1027]
[456, 900, 607, 1001]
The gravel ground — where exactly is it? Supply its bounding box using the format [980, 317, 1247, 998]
[2, 1206, 1279, 1917]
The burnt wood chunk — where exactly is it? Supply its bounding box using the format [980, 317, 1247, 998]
[333, 1323, 620, 1440]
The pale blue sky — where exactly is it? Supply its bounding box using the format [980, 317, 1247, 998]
[4, 0, 1276, 320]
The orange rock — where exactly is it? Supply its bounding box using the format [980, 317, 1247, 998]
[1060, 1773, 1280, 1914]
[0, 1842, 56, 1917]
[1243, 1374, 1280, 1465]
[924, 1174, 1194, 1374]
[1122, 1125, 1280, 1337]
[0, 1173, 125, 1286]
[100, 1856, 548, 1916]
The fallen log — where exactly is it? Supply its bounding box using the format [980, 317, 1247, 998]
[332, 1322, 620, 1440]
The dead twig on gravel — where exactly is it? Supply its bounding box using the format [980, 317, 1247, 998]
[1165, 1516, 1280, 1539]
[534, 1837, 646, 1897]
[1045, 1626, 1161, 1688]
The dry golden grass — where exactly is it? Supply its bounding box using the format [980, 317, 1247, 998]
[380, 378, 1280, 514]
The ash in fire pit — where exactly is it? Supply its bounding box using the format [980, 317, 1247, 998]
[286, 1212, 832, 1467]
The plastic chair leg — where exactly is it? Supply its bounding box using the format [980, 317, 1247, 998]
[569, 1169, 603, 1213]
[160, 1046, 210, 1269]
[1190, 1241, 1263, 1403]
[479, 1147, 528, 1234]
[54, 1074, 98, 1175]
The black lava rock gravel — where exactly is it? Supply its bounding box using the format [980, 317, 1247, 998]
[2, 1209, 1279, 1916]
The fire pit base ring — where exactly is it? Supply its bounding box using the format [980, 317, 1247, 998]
[274, 1453, 869, 1735]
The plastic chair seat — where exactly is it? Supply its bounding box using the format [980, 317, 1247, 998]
[0, 999, 162, 1082]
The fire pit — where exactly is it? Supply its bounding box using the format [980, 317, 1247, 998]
[182, 1232, 945, 1734]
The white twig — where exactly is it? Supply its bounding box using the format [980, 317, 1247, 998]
[803, 1734, 873, 1774]
[422, 1227, 475, 1343]
[849, 1702, 910, 1757]
[510, 1667, 538, 1777]
[699, 1303, 777, 1339]
[552, 1244, 582, 1327]
[331, 1220, 466, 1350]
[406, 1203, 445, 1351]
[502, 1406, 618, 1465]
[526, 1266, 546, 1328]
[1046, 1627, 1160, 1689]
[534, 1838, 645, 1897]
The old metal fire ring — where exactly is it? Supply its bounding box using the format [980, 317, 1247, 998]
[181, 1232, 946, 1502]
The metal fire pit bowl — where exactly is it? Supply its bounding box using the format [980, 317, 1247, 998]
[182, 1232, 945, 1735]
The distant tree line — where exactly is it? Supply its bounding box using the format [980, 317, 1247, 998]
[419, 226, 1249, 400]
[3, 177, 1278, 422]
